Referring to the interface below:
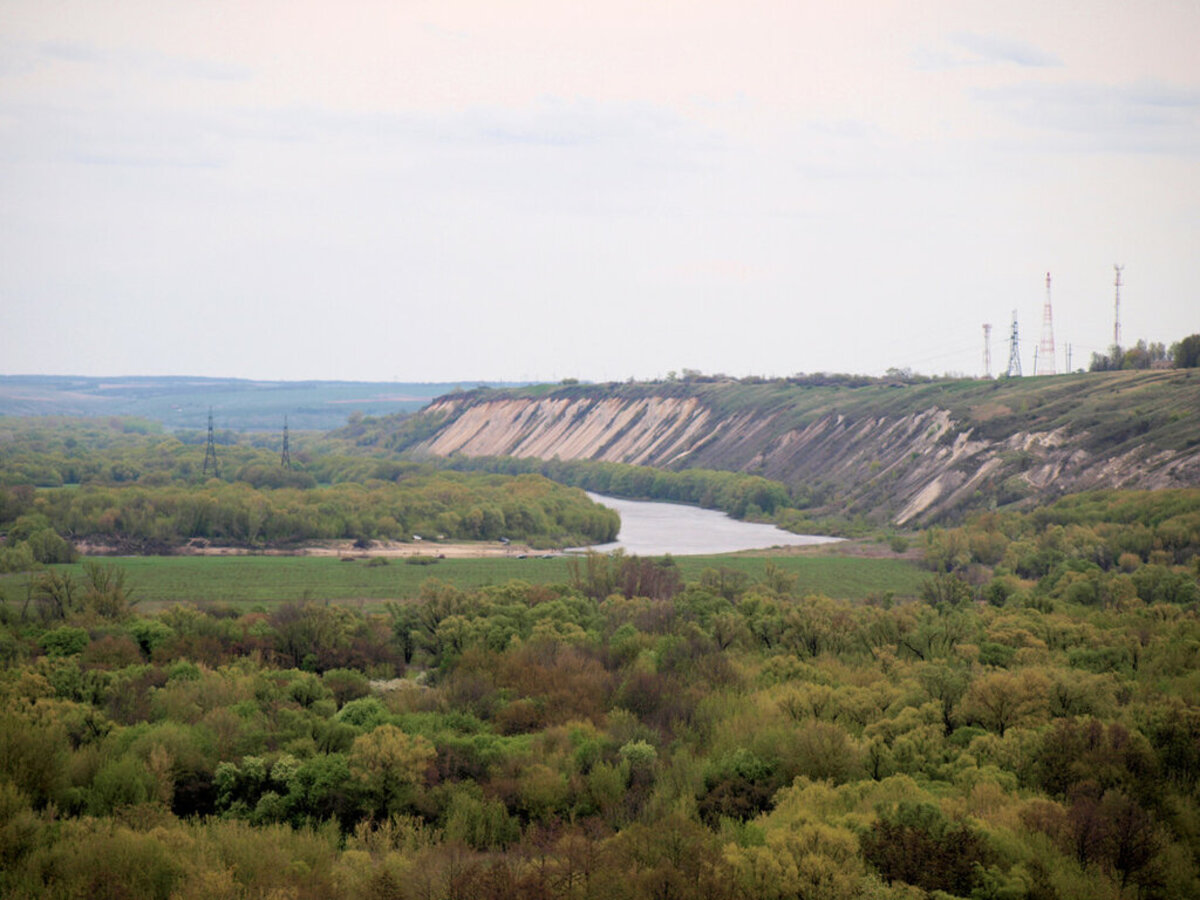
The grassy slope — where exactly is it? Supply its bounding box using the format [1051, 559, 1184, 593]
[374, 370, 1200, 527]
[418, 369, 1200, 453]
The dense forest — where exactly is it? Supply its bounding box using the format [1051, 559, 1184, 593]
[1, 477, 1199, 897]
[438, 456, 826, 532]
[0, 419, 620, 556]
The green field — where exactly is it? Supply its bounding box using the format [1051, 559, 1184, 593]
[1, 552, 925, 610]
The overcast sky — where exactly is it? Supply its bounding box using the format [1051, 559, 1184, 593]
[2, 1, 1197, 382]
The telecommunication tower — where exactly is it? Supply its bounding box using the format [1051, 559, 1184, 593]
[280, 416, 292, 469]
[1113, 264, 1124, 351]
[202, 408, 220, 478]
[1036, 272, 1057, 376]
[982, 323, 993, 378]
[1005, 310, 1022, 377]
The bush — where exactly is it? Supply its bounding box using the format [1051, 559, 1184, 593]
[25, 529, 77, 565]
[41, 626, 90, 657]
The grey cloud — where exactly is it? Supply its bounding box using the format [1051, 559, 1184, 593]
[467, 100, 700, 149]
[39, 41, 102, 63]
[217, 99, 710, 165]
[0, 93, 717, 224]
[951, 32, 1061, 68]
[37, 40, 252, 81]
[0, 102, 229, 168]
[975, 79, 1200, 154]
[0, 39, 44, 77]
[915, 32, 1060, 70]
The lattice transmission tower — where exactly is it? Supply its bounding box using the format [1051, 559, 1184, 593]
[280, 416, 292, 469]
[202, 408, 220, 478]
[982, 323, 992, 378]
[1113, 264, 1124, 352]
[1005, 310, 1022, 377]
[1036, 271, 1057, 376]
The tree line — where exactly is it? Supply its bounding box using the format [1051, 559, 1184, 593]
[1089, 333, 1200, 371]
[439, 456, 828, 531]
[921, 489, 1200, 609]
[0, 472, 618, 563]
[0, 418, 620, 561]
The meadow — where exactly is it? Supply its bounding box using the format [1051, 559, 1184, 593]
[1, 551, 925, 611]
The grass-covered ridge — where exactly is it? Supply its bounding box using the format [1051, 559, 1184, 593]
[366, 369, 1200, 526]
[404, 368, 1200, 454]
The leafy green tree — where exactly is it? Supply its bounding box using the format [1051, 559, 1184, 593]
[322, 668, 370, 708]
[1172, 333, 1200, 368]
[725, 823, 862, 900]
[40, 626, 89, 657]
[918, 663, 969, 736]
[25, 528, 77, 564]
[862, 801, 993, 895]
[348, 724, 435, 817]
[32, 570, 80, 621]
[81, 561, 135, 619]
[283, 753, 357, 825]
[87, 756, 157, 815]
[963, 669, 1049, 737]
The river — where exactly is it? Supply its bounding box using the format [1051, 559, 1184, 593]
[572, 493, 841, 556]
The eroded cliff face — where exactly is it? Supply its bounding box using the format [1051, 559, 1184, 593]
[420, 396, 713, 466]
[413, 388, 1200, 524]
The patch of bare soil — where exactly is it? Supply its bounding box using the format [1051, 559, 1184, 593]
[119, 538, 540, 559]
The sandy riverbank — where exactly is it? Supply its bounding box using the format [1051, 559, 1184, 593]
[74, 538, 547, 560]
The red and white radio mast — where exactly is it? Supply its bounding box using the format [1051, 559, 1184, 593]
[1036, 272, 1057, 376]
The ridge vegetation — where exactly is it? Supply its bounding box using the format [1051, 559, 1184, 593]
[358, 369, 1200, 525]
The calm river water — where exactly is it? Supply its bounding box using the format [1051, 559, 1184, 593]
[572, 493, 841, 556]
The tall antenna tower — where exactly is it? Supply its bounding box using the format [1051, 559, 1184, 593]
[280, 416, 292, 469]
[1113, 264, 1124, 351]
[982, 323, 993, 378]
[1005, 310, 1022, 377]
[1036, 271, 1057, 376]
[202, 408, 220, 478]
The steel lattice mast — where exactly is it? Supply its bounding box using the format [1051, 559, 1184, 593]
[1113, 264, 1124, 352]
[202, 408, 219, 478]
[1036, 271, 1057, 376]
[1005, 310, 1022, 377]
[280, 416, 292, 469]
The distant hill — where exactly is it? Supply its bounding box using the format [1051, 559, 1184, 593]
[372, 370, 1200, 524]
[0, 375, 524, 432]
